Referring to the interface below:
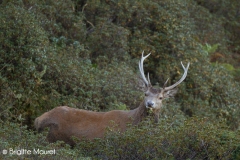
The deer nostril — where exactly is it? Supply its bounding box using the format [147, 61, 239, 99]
[147, 101, 154, 107]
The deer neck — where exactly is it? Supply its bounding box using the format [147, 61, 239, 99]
[131, 101, 149, 125]
[130, 101, 161, 124]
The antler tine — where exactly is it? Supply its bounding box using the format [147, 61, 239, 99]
[139, 51, 151, 86]
[164, 62, 190, 90]
[147, 73, 151, 85]
[163, 78, 169, 89]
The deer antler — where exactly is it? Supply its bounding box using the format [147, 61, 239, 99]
[139, 51, 151, 87]
[139, 51, 190, 89]
[164, 62, 190, 90]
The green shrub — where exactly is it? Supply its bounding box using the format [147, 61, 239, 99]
[0, 2, 50, 124]
[193, 0, 240, 53]
[1, 118, 239, 159]
[0, 1, 141, 127]
[0, 121, 84, 160]
[75, 117, 240, 159]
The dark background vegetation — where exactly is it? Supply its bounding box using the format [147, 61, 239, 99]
[0, 0, 240, 159]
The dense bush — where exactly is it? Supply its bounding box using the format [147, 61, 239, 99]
[0, 1, 141, 127]
[1, 118, 239, 160]
[0, 2, 50, 125]
[70, 117, 240, 159]
[0, 121, 84, 160]
[194, 0, 240, 53]
[0, 0, 240, 159]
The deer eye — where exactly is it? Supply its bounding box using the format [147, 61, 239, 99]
[145, 93, 148, 96]
[159, 97, 163, 100]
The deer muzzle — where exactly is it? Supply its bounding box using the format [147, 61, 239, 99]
[146, 101, 155, 108]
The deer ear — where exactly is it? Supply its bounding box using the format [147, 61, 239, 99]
[163, 88, 178, 99]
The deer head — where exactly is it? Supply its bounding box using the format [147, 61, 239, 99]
[139, 51, 190, 121]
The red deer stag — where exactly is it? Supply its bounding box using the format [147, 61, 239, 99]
[34, 51, 190, 145]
